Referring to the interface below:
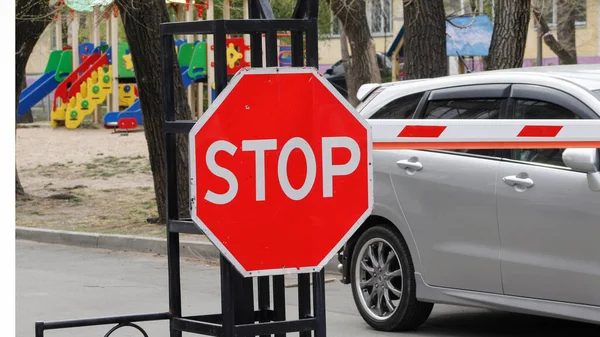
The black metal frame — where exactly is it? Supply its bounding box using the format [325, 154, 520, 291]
[34, 0, 324, 336]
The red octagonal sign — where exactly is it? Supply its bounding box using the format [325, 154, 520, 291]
[189, 67, 373, 276]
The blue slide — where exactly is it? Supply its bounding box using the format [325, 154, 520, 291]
[18, 71, 60, 117]
[104, 66, 194, 127]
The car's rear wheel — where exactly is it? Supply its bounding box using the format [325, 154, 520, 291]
[350, 225, 433, 331]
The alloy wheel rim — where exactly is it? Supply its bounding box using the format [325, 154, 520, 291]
[354, 237, 403, 321]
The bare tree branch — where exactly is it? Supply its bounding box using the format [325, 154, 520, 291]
[446, 14, 476, 28]
[532, 0, 577, 64]
[327, 0, 381, 105]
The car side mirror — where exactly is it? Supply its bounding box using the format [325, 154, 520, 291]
[563, 148, 600, 192]
[325, 69, 333, 75]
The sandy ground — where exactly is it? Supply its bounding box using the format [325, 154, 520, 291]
[15, 122, 189, 238]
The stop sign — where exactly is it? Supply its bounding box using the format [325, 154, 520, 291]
[189, 67, 372, 276]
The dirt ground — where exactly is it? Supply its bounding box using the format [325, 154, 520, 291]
[16, 122, 196, 240]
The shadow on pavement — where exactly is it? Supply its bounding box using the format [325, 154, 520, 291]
[417, 310, 600, 337]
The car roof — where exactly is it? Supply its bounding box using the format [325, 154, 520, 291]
[486, 64, 600, 91]
[375, 64, 600, 90]
[358, 64, 600, 117]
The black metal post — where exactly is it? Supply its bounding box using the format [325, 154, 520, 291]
[298, 274, 312, 337]
[265, 31, 278, 67]
[305, 0, 319, 68]
[272, 275, 286, 337]
[220, 257, 236, 337]
[161, 32, 183, 337]
[291, 31, 304, 67]
[249, 0, 264, 71]
[213, 20, 228, 95]
[35, 322, 44, 337]
[233, 269, 256, 337]
[257, 276, 271, 337]
[313, 271, 327, 337]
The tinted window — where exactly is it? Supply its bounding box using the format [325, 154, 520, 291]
[369, 92, 424, 119]
[512, 99, 581, 167]
[423, 99, 502, 119]
[422, 99, 504, 157]
[514, 99, 580, 120]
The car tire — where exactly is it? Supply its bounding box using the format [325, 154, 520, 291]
[350, 225, 433, 331]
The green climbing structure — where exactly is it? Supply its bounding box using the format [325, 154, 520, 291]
[55, 50, 73, 82]
[177, 43, 196, 68]
[44, 50, 64, 74]
[188, 41, 207, 79]
[118, 42, 136, 79]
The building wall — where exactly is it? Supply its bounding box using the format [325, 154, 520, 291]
[26, 24, 55, 75]
[523, 0, 599, 62]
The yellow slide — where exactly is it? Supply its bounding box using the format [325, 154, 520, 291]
[64, 65, 112, 129]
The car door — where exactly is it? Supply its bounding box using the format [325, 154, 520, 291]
[497, 84, 600, 306]
[375, 84, 507, 294]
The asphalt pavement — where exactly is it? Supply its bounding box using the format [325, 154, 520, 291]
[16, 240, 600, 337]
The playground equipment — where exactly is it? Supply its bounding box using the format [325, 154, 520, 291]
[118, 84, 138, 107]
[21, 0, 299, 129]
[17, 49, 78, 117]
[50, 45, 114, 129]
[103, 40, 208, 129]
[103, 33, 299, 130]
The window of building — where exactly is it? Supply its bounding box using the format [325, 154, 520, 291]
[539, 0, 586, 28]
[367, 0, 393, 35]
[326, 0, 393, 37]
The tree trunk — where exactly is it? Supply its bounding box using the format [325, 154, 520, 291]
[17, 67, 34, 124]
[16, 168, 25, 197]
[556, 0, 577, 64]
[338, 20, 356, 104]
[116, 0, 193, 223]
[402, 0, 447, 80]
[532, 1, 577, 65]
[486, 0, 530, 70]
[329, 0, 381, 106]
[17, 111, 34, 124]
[16, 0, 53, 197]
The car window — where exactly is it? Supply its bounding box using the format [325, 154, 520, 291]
[422, 98, 505, 157]
[423, 99, 502, 119]
[369, 92, 424, 119]
[592, 89, 600, 101]
[512, 99, 581, 167]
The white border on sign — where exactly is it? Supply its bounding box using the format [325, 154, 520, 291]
[189, 67, 374, 277]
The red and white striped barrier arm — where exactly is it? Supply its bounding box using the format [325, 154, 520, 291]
[368, 119, 600, 150]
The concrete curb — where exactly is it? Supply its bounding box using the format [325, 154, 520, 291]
[16, 226, 341, 274]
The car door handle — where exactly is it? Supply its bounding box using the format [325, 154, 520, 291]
[503, 175, 534, 188]
[397, 159, 423, 171]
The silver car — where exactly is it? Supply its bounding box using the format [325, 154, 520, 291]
[336, 64, 600, 331]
